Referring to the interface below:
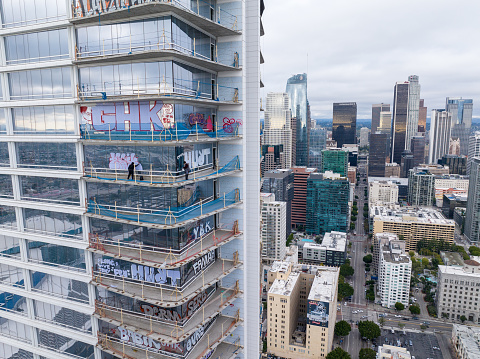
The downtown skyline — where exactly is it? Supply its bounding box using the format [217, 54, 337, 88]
[261, 0, 480, 120]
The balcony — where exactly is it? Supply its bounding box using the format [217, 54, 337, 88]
[92, 252, 241, 307]
[75, 35, 240, 73]
[93, 282, 240, 342]
[86, 189, 241, 229]
[77, 77, 240, 105]
[84, 157, 241, 188]
[80, 123, 241, 145]
[89, 221, 242, 269]
[97, 312, 242, 359]
[71, 0, 240, 37]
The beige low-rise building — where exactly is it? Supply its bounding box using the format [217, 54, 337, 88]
[267, 261, 339, 358]
[437, 260, 480, 323]
[452, 324, 480, 359]
[372, 207, 454, 251]
[377, 344, 411, 359]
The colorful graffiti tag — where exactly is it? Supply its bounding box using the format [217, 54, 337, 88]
[222, 117, 242, 133]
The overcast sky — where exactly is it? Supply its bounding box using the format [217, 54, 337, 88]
[261, 0, 480, 120]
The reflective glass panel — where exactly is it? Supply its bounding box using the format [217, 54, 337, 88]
[23, 209, 83, 239]
[0, 142, 9, 166]
[5, 29, 69, 64]
[17, 142, 77, 170]
[0, 205, 17, 229]
[12, 105, 75, 135]
[20, 176, 80, 205]
[0, 235, 20, 258]
[31, 271, 89, 303]
[9, 67, 71, 100]
[0, 319, 32, 343]
[37, 328, 94, 358]
[28, 241, 86, 271]
[0, 174, 13, 198]
[1, 0, 67, 28]
[34, 300, 92, 333]
[0, 343, 33, 359]
[0, 292, 28, 315]
[0, 109, 6, 133]
[0, 263, 24, 287]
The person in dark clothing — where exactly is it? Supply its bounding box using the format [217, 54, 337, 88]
[183, 161, 190, 180]
[127, 162, 139, 180]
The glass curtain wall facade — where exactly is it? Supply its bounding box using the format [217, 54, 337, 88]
[369, 133, 389, 177]
[332, 102, 357, 148]
[405, 75, 420, 152]
[0, 0, 260, 358]
[391, 83, 409, 164]
[286, 74, 309, 166]
[372, 103, 390, 133]
[446, 97, 473, 156]
[308, 127, 327, 169]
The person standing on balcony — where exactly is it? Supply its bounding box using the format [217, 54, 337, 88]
[183, 161, 190, 180]
[128, 162, 139, 180]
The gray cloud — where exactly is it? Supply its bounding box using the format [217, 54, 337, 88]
[261, 0, 480, 119]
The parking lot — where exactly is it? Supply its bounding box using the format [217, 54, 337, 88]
[379, 330, 443, 359]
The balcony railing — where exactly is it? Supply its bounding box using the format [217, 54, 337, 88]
[84, 156, 241, 185]
[87, 188, 240, 225]
[80, 123, 240, 142]
[89, 221, 240, 267]
[78, 77, 239, 103]
[76, 29, 239, 69]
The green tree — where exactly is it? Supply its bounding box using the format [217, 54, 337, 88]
[358, 320, 381, 340]
[340, 264, 355, 278]
[326, 347, 351, 359]
[469, 246, 480, 256]
[359, 348, 376, 359]
[460, 315, 467, 323]
[363, 254, 373, 264]
[422, 258, 429, 267]
[351, 215, 357, 222]
[395, 302, 405, 311]
[350, 223, 356, 230]
[420, 324, 427, 331]
[408, 251, 415, 257]
[334, 320, 352, 337]
[286, 233, 294, 246]
[409, 305, 420, 315]
[338, 282, 354, 301]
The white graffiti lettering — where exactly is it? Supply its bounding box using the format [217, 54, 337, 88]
[178, 148, 211, 169]
[117, 327, 181, 352]
[192, 251, 216, 275]
[192, 221, 212, 240]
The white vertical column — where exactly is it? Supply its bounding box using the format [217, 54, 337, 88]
[243, 0, 260, 357]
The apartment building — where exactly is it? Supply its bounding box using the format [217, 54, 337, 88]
[261, 193, 287, 262]
[372, 207, 454, 251]
[378, 238, 411, 308]
[369, 181, 399, 207]
[302, 231, 347, 267]
[437, 260, 480, 323]
[267, 262, 339, 359]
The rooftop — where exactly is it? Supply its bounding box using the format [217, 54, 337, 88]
[440, 251, 464, 267]
[368, 177, 408, 185]
[439, 264, 480, 277]
[307, 268, 338, 302]
[453, 324, 480, 358]
[371, 206, 454, 225]
[268, 271, 300, 296]
[378, 344, 411, 359]
[321, 231, 347, 251]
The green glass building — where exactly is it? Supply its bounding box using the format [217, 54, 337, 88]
[306, 173, 350, 235]
[321, 148, 348, 176]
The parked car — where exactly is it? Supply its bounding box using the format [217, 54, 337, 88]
[395, 315, 402, 318]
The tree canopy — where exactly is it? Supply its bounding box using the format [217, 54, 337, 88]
[363, 254, 373, 264]
[395, 302, 405, 311]
[359, 348, 376, 359]
[358, 320, 381, 340]
[338, 282, 354, 301]
[334, 320, 352, 337]
[409, 305, 420, 315]
[340, 264, 355, 277]
[326, 347, 351, 359]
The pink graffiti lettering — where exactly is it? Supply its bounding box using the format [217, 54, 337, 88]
[222, 117, 242, 133]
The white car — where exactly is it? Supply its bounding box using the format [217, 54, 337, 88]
[352, 311, 358, 314]
[395, 315, 402, 318]
[358, 310, 364, 313]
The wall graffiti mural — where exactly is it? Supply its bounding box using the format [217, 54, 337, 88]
[80, 101, 174, 131]
[222, 117, 242, 133]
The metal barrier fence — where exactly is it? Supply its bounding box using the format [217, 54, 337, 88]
[87, 188, 240, 225]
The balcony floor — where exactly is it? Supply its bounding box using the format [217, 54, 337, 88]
[94, 287, 239, 343]
[89, 229, 242, 269]
[98, 315, 241, 359]
[92, 259, 242, 307]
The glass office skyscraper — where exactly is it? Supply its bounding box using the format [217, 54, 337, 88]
[286, 73, 309, 166]
[332, 102, 357, 148]
[0, 1, 261, 358]
[391, 82, 409, 164]
[446, 97, 473, 156]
